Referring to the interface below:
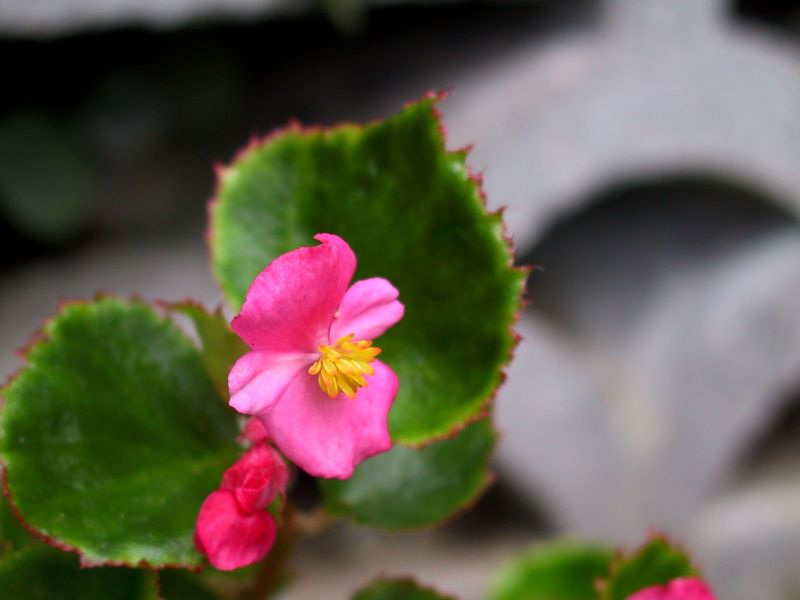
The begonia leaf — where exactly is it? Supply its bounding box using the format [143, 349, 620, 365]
[0, 493, 32, 556]
[0, 545, 158, 600]
[0, 298, 239, 568]
[599, 536, 699, 600]
[210, 95, 524, 444]
[352, 577, 457, 600]
[488, 541, 613, 600]
[320, 419, 494, 528]
[167, 301, 248, 399]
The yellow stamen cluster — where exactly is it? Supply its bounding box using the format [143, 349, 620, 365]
[308, 334, 381, 399]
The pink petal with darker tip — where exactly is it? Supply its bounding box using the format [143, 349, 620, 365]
[329, 277, 405, 343]
[232, 233, 355, 353]
[221, 445, 289, 513]
[258, 360, 397, 479]
[228, 350, 310, 416]
[628, 578, 716, 600]
[194, 490, 276, 571]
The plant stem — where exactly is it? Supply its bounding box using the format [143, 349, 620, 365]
[239, 524, 296, 600]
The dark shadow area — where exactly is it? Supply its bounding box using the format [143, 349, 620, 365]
[0, 1, 598, 273]
[439, 478, 554, 539]
[520, 175, 797, 340]
[732, 0, 800, 38]
[729, 384, 800, 484]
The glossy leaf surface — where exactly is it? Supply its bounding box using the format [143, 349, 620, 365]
[321, 419, 494, 528]
[210, 96, 523, 444]
[0, 299, 239, 568]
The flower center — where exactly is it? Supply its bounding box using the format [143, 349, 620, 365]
[308, 334, 381, 399]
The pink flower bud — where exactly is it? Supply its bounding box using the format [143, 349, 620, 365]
[195, 444, 289, 570]
[628, 578, 716, 600]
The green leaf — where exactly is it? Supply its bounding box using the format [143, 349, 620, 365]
[599, 536, 699, 600]
[488, 540, 613, 600]
[166, 301, 248, 399]
[352, 577, 456, 600]
[321, 419, 494, 528]
[210, 95, 524, 444]
[158, 570, 224, 600]
[0, 492, 33, 556]
[0, 545, 157, 600]
[0, 298, 239, 568]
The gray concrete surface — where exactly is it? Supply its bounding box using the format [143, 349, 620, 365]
[282, 525, 532, 600]
[440, 0, 800, 596]
[0, 0, 500, 37]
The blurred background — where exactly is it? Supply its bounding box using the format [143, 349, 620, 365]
[2, 0, 800, 597]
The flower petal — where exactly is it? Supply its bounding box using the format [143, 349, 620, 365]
[259, 360, 398, 479]
[228, 350, 309, 415]
[221, 445, 290, 513]
[232, 233, 356, 352]
[627, 578, 716, 600]
[194, 490, 276, 571]
[238, 417, 271, 445]
[329, 277, 405, 343]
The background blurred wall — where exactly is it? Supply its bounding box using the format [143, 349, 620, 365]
[2, 1, 800, 598]
[442, 1, 800, 597]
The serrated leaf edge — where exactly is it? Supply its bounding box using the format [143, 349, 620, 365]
[595, 531, 703, 600]
[206, 92, 529, 447]
[0, 294, 214, 571]
[324, 419, 498, 532]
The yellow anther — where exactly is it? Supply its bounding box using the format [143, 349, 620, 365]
[308, 334, 381, 399]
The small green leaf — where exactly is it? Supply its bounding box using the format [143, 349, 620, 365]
[488, 540, 613, 600]
[353, 577, 456, 600]
[0, 298, 239, 568]
[0, 545, 157, 600]
[321, 419, 494, 528]
[167, 301, 247, 399]
[210, 95, 524, 444]
[599, 536, 699, 600]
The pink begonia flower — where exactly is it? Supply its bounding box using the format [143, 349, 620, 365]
[238, 416, 270, 445]
[228, 233, 404, 479]
[627, 578, 716, 600]
[195, 444, 289, 570]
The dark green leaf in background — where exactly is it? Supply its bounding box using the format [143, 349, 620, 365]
[488, 540, 613, 600]
[0, 545, 157, 600]
[158, 569, 225, 600]
[0, 112, 95, 243]
[599, 536, 699, 600]
[0, 298, 239, 568]
[352, 577, 457, 600]
[210, 96, 524, 445]
[321, 419, 494, 528]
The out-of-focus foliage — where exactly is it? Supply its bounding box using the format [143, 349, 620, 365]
[489, 541, 614, 600]
[0, 113, 95, 243]
[210, 95, 524, 446]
